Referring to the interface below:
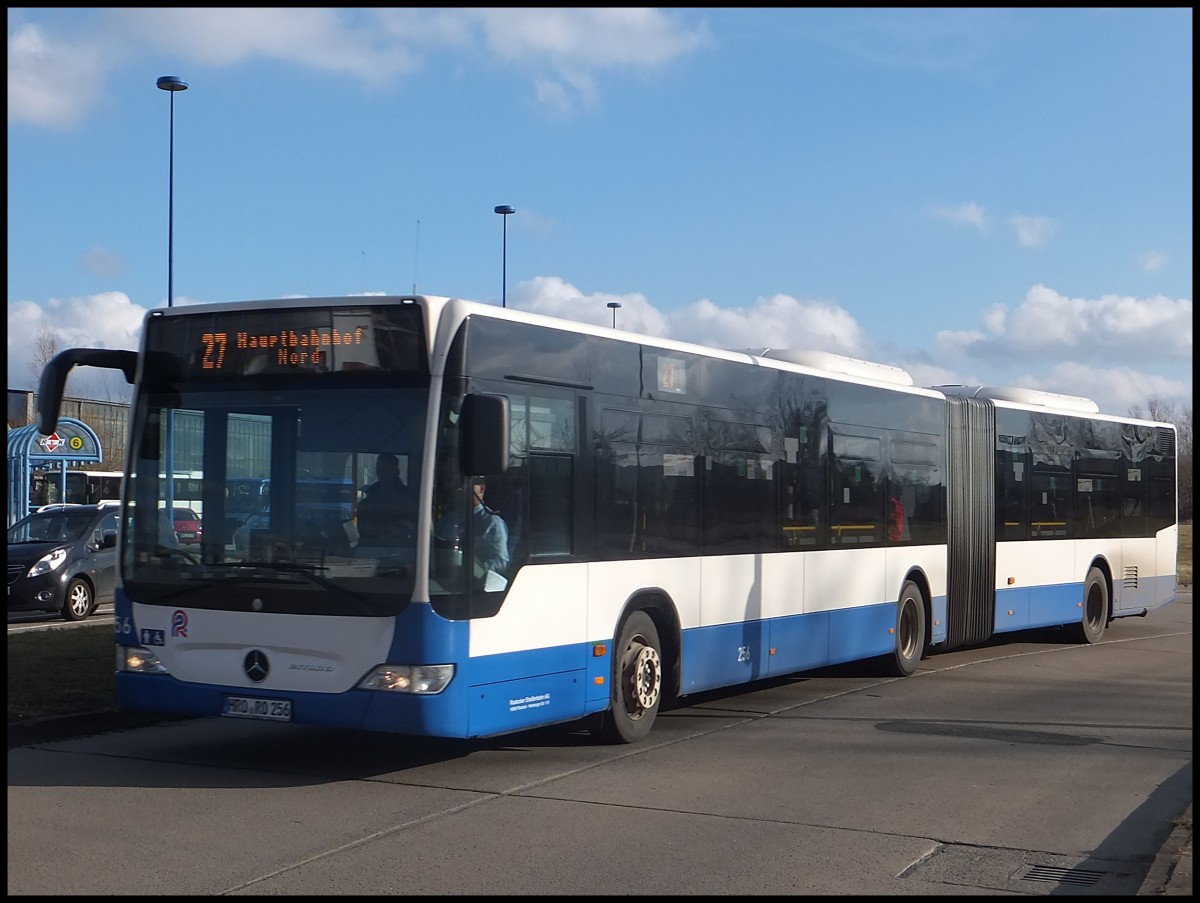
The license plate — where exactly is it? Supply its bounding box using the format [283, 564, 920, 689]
[223, 695, 292, 721]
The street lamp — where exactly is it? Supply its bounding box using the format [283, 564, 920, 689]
[607, 301, 621, 328]
[157, 75, 187, 519]
[494, 205, 515, 307]
[156, 76, 188, 307]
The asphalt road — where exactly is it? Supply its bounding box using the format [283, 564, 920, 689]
[8, 593, 1193, 895]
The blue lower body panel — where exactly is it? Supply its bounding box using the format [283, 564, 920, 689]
[680, 602, 897, 695]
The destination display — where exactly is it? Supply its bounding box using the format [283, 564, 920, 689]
[146, 304, 426, 379]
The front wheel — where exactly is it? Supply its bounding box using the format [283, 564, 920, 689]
[61, 577, 94, 622]
[882, 580, 926, 677]
[592, 610, 663, 744]
[1070, 566, 1109, 644]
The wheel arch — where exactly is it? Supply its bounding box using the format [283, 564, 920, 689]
[898, 567, 933, 651]
[616, 589, 682, 708]
[1086, 556, 1115, 625]
[62, 571, 99, 620]
[68, 570, 98, 599]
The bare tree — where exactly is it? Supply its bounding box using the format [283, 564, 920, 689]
[29, 325, 61, 393]
[96, 369, 134, 405]
[1130, 397, 1193, 523]
[1176, 405, 1193, 523]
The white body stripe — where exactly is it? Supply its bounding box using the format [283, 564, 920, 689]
[469, 546, 950, 658]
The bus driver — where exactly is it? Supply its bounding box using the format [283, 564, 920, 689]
[436, 477, 510, 575]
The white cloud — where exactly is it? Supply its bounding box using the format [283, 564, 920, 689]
[513, 276, 671, 337]
[79, 245, 129, 279]
[7, 292, 148, 398]
[511, 279, 866, 356]
[8, 9, 713, 126]
[1008, 361, 1192, 417]
[6, 19, 113, 128]
[1007, 214, 1056, 248]
[931, 327, 988, 358]
[981, 304, 1008, 335]
[10, 279, 1190, 419]
[928, 201, 988, 232]
[1138, 250, 1168, 273]
[111, 8, 421, 84]
[470, 8, 714, 69]
[667, 294, 867, 357]
[936, 285, 1192, 359]
[801, 8, 1008, 73]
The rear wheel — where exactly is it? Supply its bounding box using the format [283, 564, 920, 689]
[61, 577, 94, 622]
[592, 611, 663, 744]
[883, 580, 926, 677]
[1071, 566, 1109, 644]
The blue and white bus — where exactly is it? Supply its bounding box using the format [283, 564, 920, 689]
[36, 295, 1178, 743]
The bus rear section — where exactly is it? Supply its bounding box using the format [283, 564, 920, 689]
[939, 386, 1178, 648]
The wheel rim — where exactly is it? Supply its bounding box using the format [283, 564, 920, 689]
[622, 639, 662, 717]
[69, 584, 90, 617]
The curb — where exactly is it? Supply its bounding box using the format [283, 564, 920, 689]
[1139, 804, 1193, 896]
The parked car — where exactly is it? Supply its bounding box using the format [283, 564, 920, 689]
[172, 506, 202, 544]
[7, 502, 120, 621]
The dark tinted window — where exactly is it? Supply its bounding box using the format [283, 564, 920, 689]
[595, 408, 700, 558]
[466, 318, 590, 385]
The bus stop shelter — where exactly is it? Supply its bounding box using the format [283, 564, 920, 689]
[7, 417, 103, 526]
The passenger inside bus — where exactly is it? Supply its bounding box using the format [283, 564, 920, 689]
[888, 493, 909, 542]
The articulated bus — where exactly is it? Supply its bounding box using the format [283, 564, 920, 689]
[36, 295, 1178, 743]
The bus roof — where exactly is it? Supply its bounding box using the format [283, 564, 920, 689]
[934, 384, 1100, 413]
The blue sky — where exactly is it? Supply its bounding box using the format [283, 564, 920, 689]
[7, 8, 1193, 416]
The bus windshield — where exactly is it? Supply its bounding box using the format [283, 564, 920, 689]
[121, 302, 429, 617]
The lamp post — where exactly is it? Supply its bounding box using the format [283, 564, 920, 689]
[157, 76, 188, 307]
[494, 205, 515, 307]
[607, 301, 621, 328]
[157, 75, 187, 520]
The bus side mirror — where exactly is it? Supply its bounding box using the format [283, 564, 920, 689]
[459, 394, 509, 477]
[38, 348, 138, 435]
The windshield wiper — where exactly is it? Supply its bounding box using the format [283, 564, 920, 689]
[219, 561, 380, 601]
[231, 560, 329, 575]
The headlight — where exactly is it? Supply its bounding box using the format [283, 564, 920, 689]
[28, 547, 68, 577]
[356, 664, 454, 695]
[121, 646, 170, 674]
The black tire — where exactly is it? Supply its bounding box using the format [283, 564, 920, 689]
[883, 580, 926, 677]
[592, 611, 663, 744]
[61, 577, 94, 622]
[1071, 566, 1109, 644]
